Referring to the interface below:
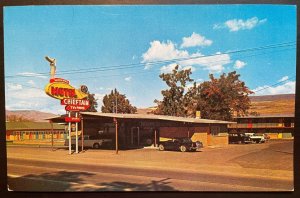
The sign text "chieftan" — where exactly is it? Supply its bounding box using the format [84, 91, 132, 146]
[61, 98, 90, 106]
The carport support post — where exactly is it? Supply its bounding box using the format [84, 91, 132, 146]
[68, 111, 72, 155]
[154, 129, 157, 147]
[50, 121, 54, 150]
[114, 118, 118, 154]
[81, 115, 84, 152]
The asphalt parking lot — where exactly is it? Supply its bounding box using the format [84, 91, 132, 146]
[7, 139, 293, 191]
[7, 139, 293, 172]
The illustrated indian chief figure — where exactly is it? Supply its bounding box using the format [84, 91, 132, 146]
[45, 56, 56, 79]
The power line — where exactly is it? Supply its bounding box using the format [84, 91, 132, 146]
[5, 41, 296, 79]
[251, 76, 296, 94]
[69, 45, 296, 81]
[5, 82, 44, 91]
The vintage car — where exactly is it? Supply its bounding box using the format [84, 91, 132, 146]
[158, 137, 203, 152]
[246, 133, 267, 143]
[65, 135, 113, 149]
[228, 133, 252, 144]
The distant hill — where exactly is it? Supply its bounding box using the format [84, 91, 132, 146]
[6, 94, 295, 121]
[249, 94, 295, 102]
[249, 94, 295, 116]
[137, 94, 295, 117]
[5, 110, 58, 122]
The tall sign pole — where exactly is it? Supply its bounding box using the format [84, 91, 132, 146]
[44, 57, 89, 155]
[75, 112, 79, 153]
[81, 115, 84, 152]
[68, 111, 71, 155]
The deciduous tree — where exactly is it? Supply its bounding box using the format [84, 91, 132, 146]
[154, 65, 193, 117]
[101, 89, 137, 114]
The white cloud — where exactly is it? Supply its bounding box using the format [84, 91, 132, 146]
[278, 76, 289, 82]
[252, 81, 295, 96]
[6, 87, 48, 100]
[234, 60, 247, 69]
[27, 80, 35, 85]
[160, 63, 179, 73]
[180, 32, 212, 48]
[142, 40, 189, 69]
[125, 76, 132, 81]
[142, 40, 230, 73]
[7, 83, 23, 91]
[182, 52, 231, 73]
[182, 65, 196, 72]
[94, 93, 105, 111]
[160, 63, 195, 74]
[214, 17, 267, 32]
[17, 72, 47, 79]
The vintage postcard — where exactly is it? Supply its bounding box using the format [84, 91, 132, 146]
[4, 4, 296, 191]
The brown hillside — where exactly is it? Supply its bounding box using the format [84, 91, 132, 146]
[249, 94, 295, 116]
[5, 110, 58, 122]
[137, 94, 295, 116]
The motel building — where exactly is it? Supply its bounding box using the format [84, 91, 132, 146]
[227, 114, 294, 139]
[5, 121, 66, 145]
[47, 112, 234, 149]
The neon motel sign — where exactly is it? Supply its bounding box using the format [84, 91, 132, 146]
[45, 78, 88, 100]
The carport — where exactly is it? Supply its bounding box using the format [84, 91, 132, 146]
[47, 112, 235, 153]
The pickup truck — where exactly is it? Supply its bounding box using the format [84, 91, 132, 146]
[64, 135, 113, 149]
[245, 133, 266, 143]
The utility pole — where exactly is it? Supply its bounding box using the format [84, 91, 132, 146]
[115, 92, 118, 114]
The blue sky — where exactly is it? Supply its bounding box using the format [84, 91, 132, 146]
[4, 5, 297, 114]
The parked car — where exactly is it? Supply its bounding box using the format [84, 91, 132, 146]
[247, 133, 266, 143]
[64, 135, 113, 149]
[228, 133, 252, 144]
[158, 137, 203, 152]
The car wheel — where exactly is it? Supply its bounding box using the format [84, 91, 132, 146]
[180, 145, 187, 152]
[145, 138, 153, 146]
[93, 143, 100, 149]
[158, 144, 165, 151]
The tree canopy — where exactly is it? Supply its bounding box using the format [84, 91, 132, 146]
[101, 89, 137, 114]
[153, 65, 193, 117]
[85, 92, 98, 112]
[154, 66, 254, 121]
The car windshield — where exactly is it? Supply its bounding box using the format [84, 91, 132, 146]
[181, 138, 192, 143]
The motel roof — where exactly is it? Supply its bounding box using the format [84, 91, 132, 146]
[46, 112, 235, 124]
[234, 114, 295, 119]
[6, 121, 65, 131]
[78, 112, 236, 124]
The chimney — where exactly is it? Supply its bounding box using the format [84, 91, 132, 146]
[196, 111, 201, 119]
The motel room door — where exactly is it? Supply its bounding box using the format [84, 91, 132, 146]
[130, 127, 140, 146]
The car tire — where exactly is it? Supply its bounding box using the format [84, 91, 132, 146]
[180, 145, 187, 152]
[158, 144, 165, 151]
[93, 143, 100, 149]
[145, 138, 153, 146]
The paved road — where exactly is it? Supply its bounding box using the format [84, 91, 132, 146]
[6, 140, 294, 191]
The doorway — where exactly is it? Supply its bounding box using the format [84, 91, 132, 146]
[130, 127, 140, 146]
